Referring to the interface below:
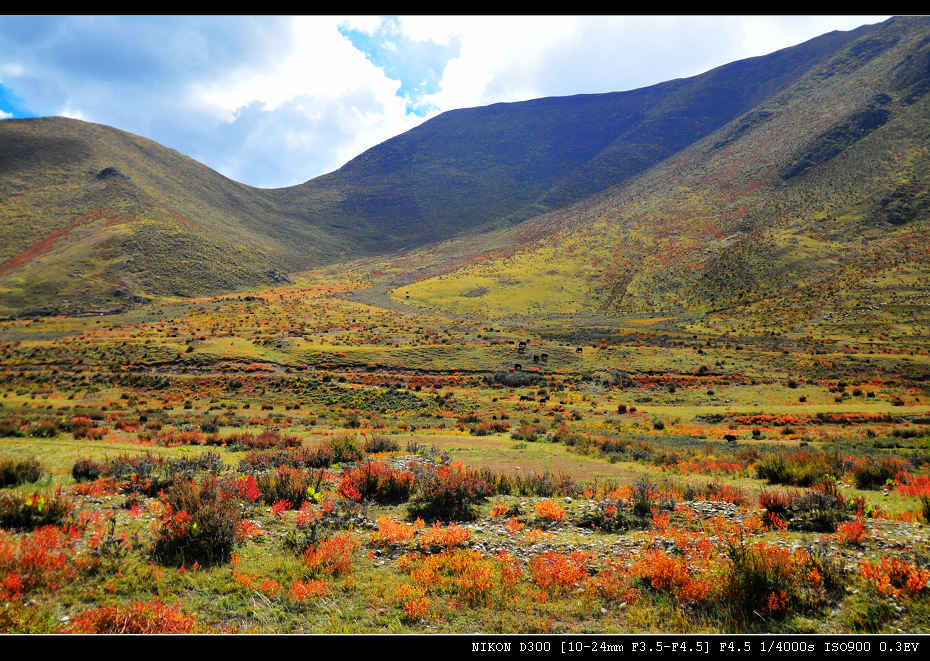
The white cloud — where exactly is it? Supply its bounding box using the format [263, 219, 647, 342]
[183, 16, 426, 182]
[0, 15, 890, 187]
[0, 109, 12, 119]
[58, 105, 87, 121]
[0, 62, 24, 78]
[402, 15, 888, 111]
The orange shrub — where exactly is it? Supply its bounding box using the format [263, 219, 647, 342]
[302, 532, 358, 576]
[402, 596, 430, 622]
[337, 461, 415, 504]
[651, 510, 671, 532]
[418, 523, 471, 551]
[534, 499, 566, 522]
[490, 501, 509, 518]
[61, 599, 200, 633]
[529, 551, 591, 599]
[630, 549, 713, 605]
[523, 529, 554, 543]
[288, 578, 330, 601]
[399, 549, 519, 608]
[72, 478, 118, 496]
[584, 559, 640, 605]
[372, 516, 425, 545]
[0, 525, 84, 601]
[859, 556, 930, 598]
[835, 519, 869, 545]
[898, 475, 930, 498]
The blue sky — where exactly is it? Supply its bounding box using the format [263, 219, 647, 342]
[339, 17, 460, 116]
[0, 15, 889, 187]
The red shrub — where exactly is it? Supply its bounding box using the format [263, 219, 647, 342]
[337, 461, 414, 505]
[62, 599, 200, 633]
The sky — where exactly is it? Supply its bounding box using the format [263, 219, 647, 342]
[0, 15, 889, 188]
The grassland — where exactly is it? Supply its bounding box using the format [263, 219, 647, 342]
[0, 265, 928, 634]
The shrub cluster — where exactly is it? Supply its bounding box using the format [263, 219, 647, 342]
[363, 435, 399, 453]
[853, 457, 909, 489]
[408, 463, 494, 521]
[61, 599, 201, 633]
[759, 479, 852, 532]
[0, 458, 41, 488]
[71, 458, 103, 483]
[327, 435, 365, 464]
[0, 490, 72, 530]
[756, 450, 845, 487]
[239, 445, 334, 472]
[337, 461, 414, 504]
[468, 420, 511, 436]
[476, 469, 578, 497]
[0, 419, 25, 438]
[722, 536, 845, 622]
[255, 466, 317, 507]
[153, 475, 241, 566]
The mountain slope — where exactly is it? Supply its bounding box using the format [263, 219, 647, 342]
[393, 16, 930, 343]
[275, 24, 867, 248]
[0, 16, 905, 317]
[0, 117, 363, 316]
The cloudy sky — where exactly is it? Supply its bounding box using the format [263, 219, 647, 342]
[0, 15, 888, 188]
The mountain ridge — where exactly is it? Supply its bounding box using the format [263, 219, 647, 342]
[0, 16, 925, 318]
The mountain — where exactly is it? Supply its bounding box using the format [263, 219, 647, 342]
[393, 16, 930, 345]
[274, 23, 867, 246]
[0, 16, 922, 317]
[0, 117, 354, 316]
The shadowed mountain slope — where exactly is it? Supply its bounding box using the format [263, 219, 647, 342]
[275, 24, 868, 246]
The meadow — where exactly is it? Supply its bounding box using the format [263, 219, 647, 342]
[0, 265, 929, 634]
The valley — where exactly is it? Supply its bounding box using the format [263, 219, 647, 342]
[1, 261, 929, 633]
[1, 15, 930, 635]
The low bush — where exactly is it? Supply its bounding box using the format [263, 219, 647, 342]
[103, 453, 163, 481]
[759, 481, 850, 532]
[417, 523, 471, 551]
[511, 422, 545, 442]
[0, 419, 25, 438]
[722, 536, 843, 622]
[71, 458, 103, 483]
[327, 435, 365, 464]
[0, 525, 84, 602]
[70, 416, 106, 440]
[477, 469, 578, 497]
[337, 461, 414, 504]
[302, 531, 358, 576]
[469, 420, 511, 436]
[756, 450, 843, 487]
[256, 466, 315, 507]
[27, 420, 59, 438]
[153, 475, 240, 566]
[238, 445, 334, 472]
[853, 457, 909, 489]
[61, 599, 200, 633]
[363, 435, 399, 453]
[0, 490, 72, 530]
[577, 501, 648, 533]
[408, 463, 494, 521]
[0, 458, 41, 488]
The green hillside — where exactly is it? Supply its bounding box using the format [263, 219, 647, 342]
[0, 118, 352, 316]
[393, 16, 930, 347]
